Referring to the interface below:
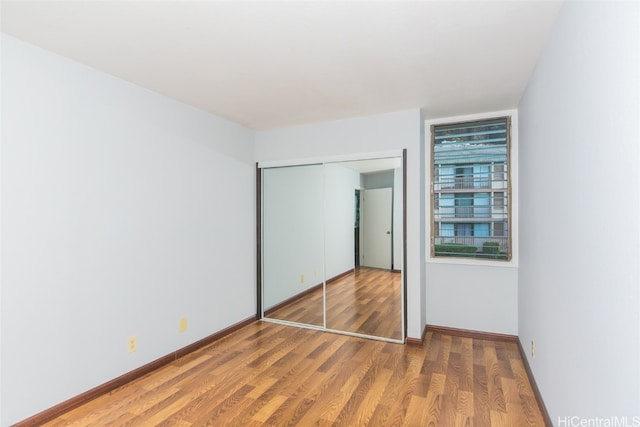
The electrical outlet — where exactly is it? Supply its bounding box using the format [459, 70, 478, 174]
[179, 317, 188, 332]
[128, 336, 137, 353]
[531, 340, 536, 359]
[300, 274, 304, 284]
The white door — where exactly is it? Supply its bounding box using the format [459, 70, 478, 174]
[361, 188, 392, 269]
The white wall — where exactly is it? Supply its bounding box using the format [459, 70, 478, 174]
[425, 110, 519, 335]
[518, 1, 640, 422]
[362, 170, 393, 189]
[0, 33, 4, 427]
[393, 167, 403, 272]
[256, 109, 425, 339]
[262, 165, 325, 308]
[426, 263, 517, 334]
[324, 163, 360, 280]
[1, 35, 256, 426]
[262, 162, 361, 309]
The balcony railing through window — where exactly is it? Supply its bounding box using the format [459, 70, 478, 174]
[431, 116, 511, 260]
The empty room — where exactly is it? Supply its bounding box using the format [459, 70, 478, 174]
[1, 1, 638, 426]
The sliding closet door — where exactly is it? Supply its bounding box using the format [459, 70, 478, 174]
[323, 158, 404, 341]
[260, 154, 406, 343]
[261, 164, 325, 328]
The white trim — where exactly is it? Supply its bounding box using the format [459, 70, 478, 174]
[426, 257, 518, 268]
[424, 109, 517, 127]
[425, 109, 519, 268]
[258, 150, 403, 169]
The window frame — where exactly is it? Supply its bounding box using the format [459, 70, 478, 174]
[429, 115, 513, 262]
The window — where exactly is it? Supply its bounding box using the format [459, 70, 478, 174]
[431, 117, 511, 260]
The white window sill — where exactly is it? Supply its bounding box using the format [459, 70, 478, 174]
[426, 256, 519, 268]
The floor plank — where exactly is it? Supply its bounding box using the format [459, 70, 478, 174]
[266, 267, 403, 340]
[42, 322, 547, 426]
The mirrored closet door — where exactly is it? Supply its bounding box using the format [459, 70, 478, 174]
[262, 164, 325, 328]
[260, 153, 406, 343]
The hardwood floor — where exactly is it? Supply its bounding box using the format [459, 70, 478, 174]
[327, 268, 402, 340]
[266, 267, 403, 340]
[42, 322, 547, 426]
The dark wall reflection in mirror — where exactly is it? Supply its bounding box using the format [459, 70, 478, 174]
[260, 155, 405, 342]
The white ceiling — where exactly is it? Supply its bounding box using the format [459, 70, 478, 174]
[1, 1, 562, 130]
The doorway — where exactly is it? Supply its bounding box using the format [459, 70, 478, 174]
[360, 188, 393, 270]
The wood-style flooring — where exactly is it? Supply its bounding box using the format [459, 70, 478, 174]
[43, 321, 547, 426]
[266, 267, 403, 340]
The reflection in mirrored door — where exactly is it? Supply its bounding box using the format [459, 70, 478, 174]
[262, 164, 324, 328]
[260, 154, 405, 343]
[323, 159, 403, 341]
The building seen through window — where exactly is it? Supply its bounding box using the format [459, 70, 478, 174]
[431, 117, 511, 260]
